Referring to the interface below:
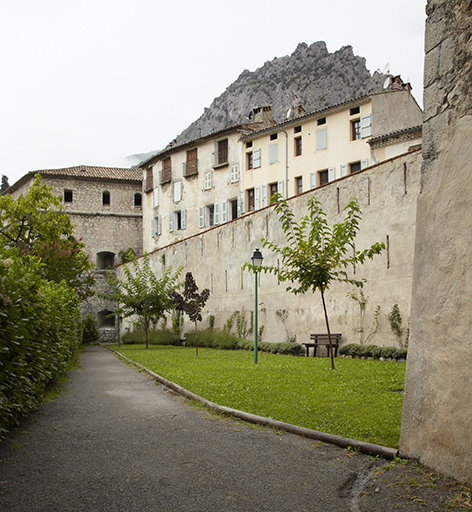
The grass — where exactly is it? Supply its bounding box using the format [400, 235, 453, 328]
[112, 344, 405, 448]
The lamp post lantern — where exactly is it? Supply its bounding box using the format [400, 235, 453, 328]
[251, 248, 263, 363]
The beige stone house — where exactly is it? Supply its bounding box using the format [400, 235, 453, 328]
[4, 166, 143, 340]
[240, 83, 422, 209]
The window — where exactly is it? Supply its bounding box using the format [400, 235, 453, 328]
[295, 136, 302, 156]
[144, 167, 153, 191]
[185, 149, 198, 176]
[270, 182, 278, 200]
[270, 133, 278, 141]
[229, 198, 238, 220]
[296, 177, 303, 195]
[269, 143, 278, 164]
[319, 170, 329, 186]
[152, 216, 161, 237]
[246, 141, 253, 149]
[350, 106, 360, 116]
[102, 191, 110, 206]
[215, 139, 228, 166]
[247, 152, 253, 170]
[204, 172, 212, 190]
[173, 181, 182, 202]
[350, 161, 362, 174]
[351, 119, 361, 140]
[64, 189, 73, 203]
[317, 117, 326, 125]
[96, 251, 115, 269]
[161, 158, 171, 183]
[247, 188, 255, 212]
[134, 193, 142, 207]
[294, 125, 302, 133]
[172, 210, 186, 230]
[230, 164, 239, 183]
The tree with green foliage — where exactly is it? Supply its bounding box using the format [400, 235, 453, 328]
[168, 272, 210, 356]
[245, 195, 384, 370]
[104, 254, 182, 349]
[0, 175, 10, 193]
[0, 175, 94, 300]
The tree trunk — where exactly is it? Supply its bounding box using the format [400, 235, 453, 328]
[145, 316, 149, 349]
[320, 287, 335, 370]
[195, 320, 198, 356]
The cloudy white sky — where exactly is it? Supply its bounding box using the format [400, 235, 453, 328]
[1, 0, 426, 186]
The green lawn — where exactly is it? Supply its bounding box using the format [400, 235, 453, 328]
[112, 345, 405, 448]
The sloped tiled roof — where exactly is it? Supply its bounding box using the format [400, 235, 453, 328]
[3, 165, 143, 196]
[35, 165, 143, 180]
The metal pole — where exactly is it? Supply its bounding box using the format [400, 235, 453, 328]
[254, 270, 258, 364]
[117, 313, 120, 348]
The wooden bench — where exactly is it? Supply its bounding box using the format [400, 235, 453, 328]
[302, 333, 342, 357]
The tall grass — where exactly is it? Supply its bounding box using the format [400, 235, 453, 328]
[113, 345, 405, 448]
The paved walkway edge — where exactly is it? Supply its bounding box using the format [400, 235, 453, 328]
[105, 346, 399, 460]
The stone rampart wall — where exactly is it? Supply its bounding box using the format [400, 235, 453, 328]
[121, 150, 421, 349]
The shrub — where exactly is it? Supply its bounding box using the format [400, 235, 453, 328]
[380, 346, 398, 359]
[82, 314, 100, 344]
[185, 328, 240, 350]
[121, 328, 180, 346]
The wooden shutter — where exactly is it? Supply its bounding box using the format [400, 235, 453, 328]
[199, 206, 204, 228]
[221, 201, 227, 223]
[316, 128, 327, 150]
[253, 148, 261, 168]
[169, 213, 174, 232]
[151, 218, 155, 237]
[328, 167, 335, 182]
[214, 203, 220, 224]
[254, 186, 260, 210]
[230, 164, 239, 183]
[157, 215, 162, 235]
[269, 144, 278, 164]
[361, 159, 369, 169]
[310, 172, 316, 189]
[360, 114, 372, 138]
[277, 180, 284, 197]
[153, 188, 159, 207]
[262, 184, 268, 207]
[341, 164, 348, 177]
[173, 181, 182, 202]
[181, 209, 186, 229]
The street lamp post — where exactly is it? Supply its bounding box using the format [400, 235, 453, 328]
[251, 248, 263, 363]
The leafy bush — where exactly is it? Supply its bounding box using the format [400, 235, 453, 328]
[0, 254, 82, 438]
[185, 328, 239, 350]
[121, 328, 180, 346]
[82, 314, 100, 344]
[339, 343, 407, 361]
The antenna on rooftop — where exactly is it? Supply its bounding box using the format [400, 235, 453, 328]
[383, 76, 392, 89]
[286, 108, 292, 119]
[382, 62, 390, 74]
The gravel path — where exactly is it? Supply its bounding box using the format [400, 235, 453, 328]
[0, 346, 466, 511]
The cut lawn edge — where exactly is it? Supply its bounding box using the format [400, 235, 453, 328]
[106, 345, 399, 460]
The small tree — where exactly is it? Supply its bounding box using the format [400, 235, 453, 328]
[0, 175, 10, 193]
[104, 254, 182, 349]
[245, 195, 384, 370]
[168, 272, 210, 356]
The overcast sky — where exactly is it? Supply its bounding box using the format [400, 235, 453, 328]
[0, 0, 426, 186]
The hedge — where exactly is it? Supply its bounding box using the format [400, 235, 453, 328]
[0, 255, 83, 438]
[339, 343, 407, 360]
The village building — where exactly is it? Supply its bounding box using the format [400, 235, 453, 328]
[4, 166, 143, 341]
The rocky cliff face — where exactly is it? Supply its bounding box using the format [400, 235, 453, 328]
[174, 41, 386, 145]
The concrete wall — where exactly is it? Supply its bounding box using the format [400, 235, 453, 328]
[123, 149, 421, 349]
[400, 0, 472, 484]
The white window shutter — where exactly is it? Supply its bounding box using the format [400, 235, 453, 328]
[239, 191, 245, 215]
[199, 206, 204, 228]
[230, 164, 239, 183]
[262, 184, 268, 207]
[269, 144, 278, 164]
[361, 159, 369, 169]
[328, 167, 335, 182]
[151, 218, 155, 237]
[360, 114, 372, 138]
[253, 148, 261, 168]
[316, 128, 327, 150]
[221, 201, 227, 223]
[169, 213, 174, 232]
[173, 181, 182, 202]
[181, 209, 186, 229]
[254, 186, 260, 210]
[153, 188, 159, 207]
[310, 172, 316, 189]
[341, 164, 348, 177]
[277, 180, 284, 197]
[157, 215, 162, 235]
[204, 172, 212, 190]
[214, 202, 220, 224]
